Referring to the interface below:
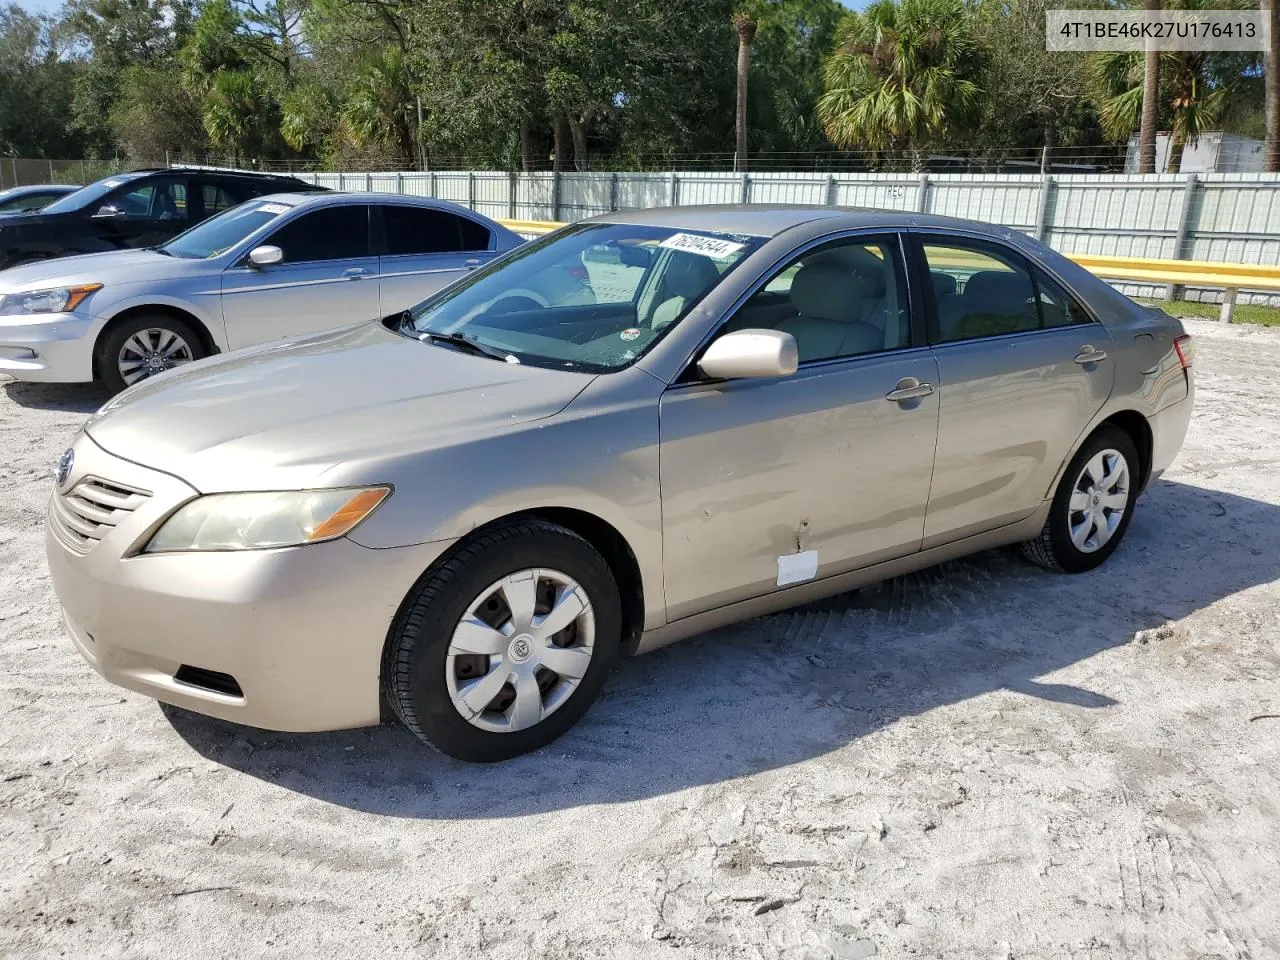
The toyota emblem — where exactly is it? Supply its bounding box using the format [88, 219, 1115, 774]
[55, 448, 74, 488]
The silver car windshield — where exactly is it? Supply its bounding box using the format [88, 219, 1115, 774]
[405, 223, 763, 372]
[159, 201, 294, 259]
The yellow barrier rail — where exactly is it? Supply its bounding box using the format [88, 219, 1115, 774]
[495, 218, 1276, 322]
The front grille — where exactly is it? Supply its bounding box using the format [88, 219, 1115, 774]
[50, 476, 151, 553]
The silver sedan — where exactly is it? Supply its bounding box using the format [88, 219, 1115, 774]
[45, 205, 1195, 761]
[0, 193, 525, 392]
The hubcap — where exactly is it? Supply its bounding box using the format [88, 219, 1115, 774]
[118, 328, 194, 386]
[445, 568, 595, 733]
[1067, 448, 1130, 554]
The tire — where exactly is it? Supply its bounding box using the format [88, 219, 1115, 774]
[382, 518, 622, 762]
[1022, 425, 1141, 573]
[98, 313, 206, 394]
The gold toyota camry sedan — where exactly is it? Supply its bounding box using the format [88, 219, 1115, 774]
[46, 206, 1195, 761]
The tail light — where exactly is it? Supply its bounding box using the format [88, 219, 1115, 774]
[1173, 334, 1194, 369]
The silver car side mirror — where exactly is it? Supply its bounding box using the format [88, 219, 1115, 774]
[248, 245, 283, 267]
[92, 205, 122, 219]
[698, 329, 799, 380]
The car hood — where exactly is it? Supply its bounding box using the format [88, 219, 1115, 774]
[85, 322, 596, 492]
[0, 248, 211, 291]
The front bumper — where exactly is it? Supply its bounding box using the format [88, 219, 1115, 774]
[0, 311, 98, 382]
[45, 433, 455, 732]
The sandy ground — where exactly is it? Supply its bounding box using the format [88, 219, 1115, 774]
[1, 318, 1278, 960]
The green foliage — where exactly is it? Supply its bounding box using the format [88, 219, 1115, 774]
[817, 0, 984, 166]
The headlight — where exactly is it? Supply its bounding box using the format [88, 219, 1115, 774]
[144, 487, 391, 553]
[0, 283, 102, 316]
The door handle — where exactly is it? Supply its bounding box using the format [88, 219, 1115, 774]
[464, 258, 483, 270]
[343, 267, 370, 279]
[885, 377, 935, 402]
[1074, 346, 1108, 364]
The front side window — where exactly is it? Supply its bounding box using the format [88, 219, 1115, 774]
[382, 205, 491, 255]
[725, 236, 910, 363]
[159, 200, 295, 259]
[107, 178, 188, 221]
[922, 240, 1038, 342]
[404, 223, 764, 372]
[265, 205, 371, 263]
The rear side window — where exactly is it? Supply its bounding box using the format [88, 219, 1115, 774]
[267, 206, 370, 263]
[202, 183, 247, 215]
[382, 205, 491, 255]
[921, 240, 1038, 343]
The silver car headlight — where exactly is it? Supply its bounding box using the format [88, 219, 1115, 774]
[144, 487, 391, 553]
[0, 283, 102, 316]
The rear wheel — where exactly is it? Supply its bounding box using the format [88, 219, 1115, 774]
[98, 313, 205, 394]
[1022, 425, 1140, 573]
[383, 518, 622, 762]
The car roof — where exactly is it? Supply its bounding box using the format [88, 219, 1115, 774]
[250, 192, 495, 215]
[587, 204, 1022, 239]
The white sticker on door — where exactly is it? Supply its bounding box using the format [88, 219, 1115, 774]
[657, 233, 747, 260]
[776, 550, 819, 587]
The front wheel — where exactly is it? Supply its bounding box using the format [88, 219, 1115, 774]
[1022, 425, 1141, 573]
[98, 314, 205, 394]
[382, 518, 622, 762]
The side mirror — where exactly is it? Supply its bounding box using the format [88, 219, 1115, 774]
[698, 329, 798, 380]
[92, 205, 122, 219]
[248, 244, 283, 267]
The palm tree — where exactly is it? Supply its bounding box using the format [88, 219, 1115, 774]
[816, 0, 982, 170]
[1092, 48, 1229, 174]
[1138, 0, 1160, 173]
[1264, 0, 1279, 171]
[733, 10, 758, 173]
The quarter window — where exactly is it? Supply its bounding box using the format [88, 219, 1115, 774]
[1035, 269, 1092, 327]
[382, 205, 491, 255]
[726, 236, 910, 363]
[266, 206, 371, 262]
[922, 241, 1038, 342]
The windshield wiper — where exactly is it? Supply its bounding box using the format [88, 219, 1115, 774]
[419, 330, 515, 363]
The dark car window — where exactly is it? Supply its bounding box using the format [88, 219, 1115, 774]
[201, 182, 249, 215]
[104, 177, 188, 222]
[921, 240, 1039, 343]
[266, 205, 371, 263]
[0, 190, 62, 212]
[1035, 269, 1094, 328]
[382, 205, 491, 255]
[725, 236, 910, 363]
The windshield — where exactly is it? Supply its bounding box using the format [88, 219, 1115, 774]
[41, 174, 143, 214]
[159, 200, 294, 259]
[404, 222, 763, 372]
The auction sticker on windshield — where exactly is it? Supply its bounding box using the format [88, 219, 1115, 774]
[658, 233, 747, 260]
[257, 203, 291, 215]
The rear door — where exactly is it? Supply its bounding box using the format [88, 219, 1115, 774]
[220, 203, 380, 348]
[375, 203, 495, 313]
[911, 232, 1116, 547]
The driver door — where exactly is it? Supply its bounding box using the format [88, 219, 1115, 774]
[220, 204, 380, 348]
[658, 233, 940, 621]
[90, 175, 193, 250]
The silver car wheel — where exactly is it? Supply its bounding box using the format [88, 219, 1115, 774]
[445, 568, 596, 733]
[1067, 447, 1130, 553]
[118, 328, 195, 386]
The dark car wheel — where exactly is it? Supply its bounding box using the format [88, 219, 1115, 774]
[1022, 425, 1141, 573]
[98, 314, 205, 394]
[383, 518, 623, 762]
